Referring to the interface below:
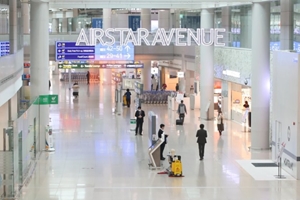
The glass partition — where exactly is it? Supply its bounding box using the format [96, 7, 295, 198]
[12, 97, 40, 193]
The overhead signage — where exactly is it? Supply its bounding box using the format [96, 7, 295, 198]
[128, 16, 140, 31]
[126, 63, 144, 68]
[95, 42, 134, 61]
[56, 41, 134, 61]
[92, 18, 103, 28]
[222, 70, 240, 78]
[76, 28, 226, 47]
[35, 95, 59, 105]
[56, 42, 95, 61]
[0, 41, 9, 57]
[58, 63, 143, 69]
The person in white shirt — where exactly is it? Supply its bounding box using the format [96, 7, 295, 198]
[72, 82, 79, 99]
[217, 111, 224, 136]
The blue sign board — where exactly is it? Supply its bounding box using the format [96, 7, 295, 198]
[294, 42, 300, 52]
[92, 18, 103, 28]
[55, 41, 134, 61]
[0, 41, 9, 57]
[128, 16, 140, 31]
[95, 43, 134, 61]
[270, 42, 280, 51]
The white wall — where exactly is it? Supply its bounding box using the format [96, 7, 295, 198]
[272, 51, 300, 179]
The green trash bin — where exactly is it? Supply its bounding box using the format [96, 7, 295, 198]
[130, 119, 136, 131]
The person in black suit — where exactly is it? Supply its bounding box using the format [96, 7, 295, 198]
[158, 124, 168, 160]
[196, 124, 207, 160]
[135, 106, 145, 135]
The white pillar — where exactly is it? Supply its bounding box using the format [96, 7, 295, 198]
[280, 0, 293, 50]
[240, 7, 252, 48]
[141, 61, 151, 91]
[221, 81, 232, 120]
[61, 17, 68, 33]
[103, 9, 112, 30]
[200, 9, 214, 120]
[9, 0, 18, 54]
[51, 18, 58, 33]
[141, 9, 151, 30]
[0, 12, 8, 33]
[251, 2, 270, 149]
[102, 8, 112, 84]
[22, 3, 30, 34]
[179, 60, 186, 93]
[158, 10, 170, 30]
[72, 9, 78, 32]
[221, 7, 231, 46]
[30, 1, 49, 151]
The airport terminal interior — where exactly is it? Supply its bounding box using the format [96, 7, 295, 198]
[1, 0, 300, 199]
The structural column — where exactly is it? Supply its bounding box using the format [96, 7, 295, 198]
[61, 16, 68, 33]
[179, 60, 186, 94]
[103, 9, 112, 29]
[221, 7, 231, 46]
[251, 2, 270, 149]
[72, 9, 78, 32]
[51, 18, 58, 33]
[22, 3, 30, 34]
[141, 61, 151, 90]
[240, 6, 252, 48]
[221, 81, 231, 120]
[158, 10, 170, 30]
[30, 1, 49, 151]
[200, 9, 214, 120]
[9, 0, 18, 54]
[141, 9, 151, 30]
[102, 9, 112, 84]
[280, 0, 293, 50]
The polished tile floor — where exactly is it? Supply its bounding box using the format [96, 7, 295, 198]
[18, 76, 298, 200]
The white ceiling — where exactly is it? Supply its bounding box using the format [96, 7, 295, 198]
[48, 0, 271, 9]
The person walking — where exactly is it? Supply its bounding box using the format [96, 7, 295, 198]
[125, 89, 131, 107]
[175, 83, 179, 92]
[158, 124, 168, 160]
[196, 124, 207, 160]
[177, 100, 187, 123]
[86, 71, 90, 85]
[217, 111, 224, 135]
[135, 106, 145, 135]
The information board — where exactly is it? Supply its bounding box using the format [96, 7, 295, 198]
[0, 41, 9, 57]
[56, 41, 134, 61]
[92, 18, 103, 28]
[58, 63, 143, 69]
[95, 43, 134, 61]
[128, 16, 141, 31]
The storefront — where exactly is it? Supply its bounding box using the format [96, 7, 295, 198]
[231, 83, 251, 124]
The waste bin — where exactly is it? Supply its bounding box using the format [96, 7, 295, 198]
[130, 119, 136, 131]
[248, 112, 251, 127]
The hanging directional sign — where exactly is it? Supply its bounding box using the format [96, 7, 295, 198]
[56, 41, 134, 61]
[94, 42, 134, 61]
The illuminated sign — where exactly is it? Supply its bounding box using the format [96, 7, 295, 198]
[76, 28, 226, 46]
[222, 70, 240, 78]
[55, 41, 134, 61]
[177, 72, 184, 78]
[58, 63, 143, 69]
